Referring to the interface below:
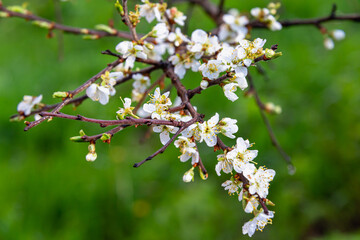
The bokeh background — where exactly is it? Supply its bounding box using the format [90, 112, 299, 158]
[1, 0, 360, 239]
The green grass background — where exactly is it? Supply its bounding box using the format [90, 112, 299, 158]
[0, 0, 360, 239]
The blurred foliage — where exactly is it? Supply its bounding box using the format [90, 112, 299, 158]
[0, 0, 360, 239]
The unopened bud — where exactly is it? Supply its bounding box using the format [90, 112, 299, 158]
[52, 91, 69, 98]
[79, 129, 86, 136]
[86, 152, 97, 162]
[331, 29, 345, 41]
[200, 80, 209, 89]
[265, 102, 282, 114]
[100, 133, 111, 141]
[82, 35, 100, 40]
[95, 24, 117, 35]
[183, 167, 194, 183]
[265, 49, 275, 59]
[115, 0, 124, 16]
[88, 143, 96, 153]
[265, 199, 275, 206]
[70, 136, 85, 142]
[8, 5, 28, 14]
[32, 21, 52, 29]
[198, 167, 208, 180]
[0, 12, 10, 18]
[145, 43, 154, 50]
[324, 37, 334, 50]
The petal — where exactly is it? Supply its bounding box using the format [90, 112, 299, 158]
[160, 131, 170, 145]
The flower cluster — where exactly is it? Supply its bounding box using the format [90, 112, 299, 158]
[251, 3, 282, 31]
[218, 137, 276, 237]
[14, 1, 331, 237]
[324, 29, 346, 50]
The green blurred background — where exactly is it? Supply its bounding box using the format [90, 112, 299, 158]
[1, 0, 360, 239]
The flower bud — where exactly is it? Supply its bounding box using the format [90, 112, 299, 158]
[32, 21, 52, 29]
[331, 29, 345, 41]
[200, 80, 209, 89]
[95, 24, 117, 35]
[265, 49, 275, 59]
[324, 37, 334, 50]
[88, 143, 96, 153]
[183, 167, 194, 183]
[198, 167, 208, 180]
[70, 136, 85, 142]
[86, 152, 97, 162]
[52, 91, 69, 98]
[0, 12, 10, 18]
[100, 133, 111, 141]
[145, 43, 154, 50]
[115, 0, 125, 16]
[79, 129, 86, 136]
[265, 102, 282, 114]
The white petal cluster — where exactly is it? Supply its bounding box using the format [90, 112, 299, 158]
[151, 23, 169, 40]
[199, 60, 227, 80]
[138, 0, 163, 23]
[197, 113, 219, 147]
[169, 54, 200, 79]
[131, 73, 150, 102]
[166, 7, 187, 26]
[219, 9, 249, 42]
[174, 136, 199, 165]
[222, 178, 242, 194]
[242, 210, 274, 237]
[168, 27, 189, 47]
[116, 98, 135, 120]
[227, 138, 258, 173]
[17, 94, 42, 116]
[143, 87, 172, 119]
[115, 41, 147, 69]
[86, 71, 122, 105]
[187, 29, 221, 59]
[251, 6, 282, 31]
[247, 167, 276, 198]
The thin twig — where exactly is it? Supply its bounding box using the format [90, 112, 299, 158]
[247, 74, 295, 173]
[0, 5, 133, 39]
[121, 0, 139, 42]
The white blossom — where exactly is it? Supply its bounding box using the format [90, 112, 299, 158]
[200, 80, 209, 89]
[132, 73, 150, 93]
[244, 196, 260, 214]
[198, 113, 219, 147]
[169, 54, 200, 79]
[17, 94, 42, 116]
[86, 84, 110, 105]
[143, 87, 172, 119]
[215, 153, 233, 176]
[138, 1, 162, 23]
[242, 211, 274, 237]
[115, 41, 147, 69]
[222, 178, 242, 194]
[153, 124, 179, 145]
[166, 7, 187, 26]
[188, 29, 221, 58]
[174, 136, 199, 164]
[152, 23, 169, 40]
[223, 83, 239, 102]
[199, 60, 227, 80]
[247, 167, 276, 198]
[227, 137, 258, 173]
[218, 117, 238, 138]
[168, 27, 189, 47]
[116, 98, 135, 119]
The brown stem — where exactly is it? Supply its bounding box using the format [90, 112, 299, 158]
[39, 112, 186, 128]
[121, 0, 139, 42]
[0, 5, 134, 39]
